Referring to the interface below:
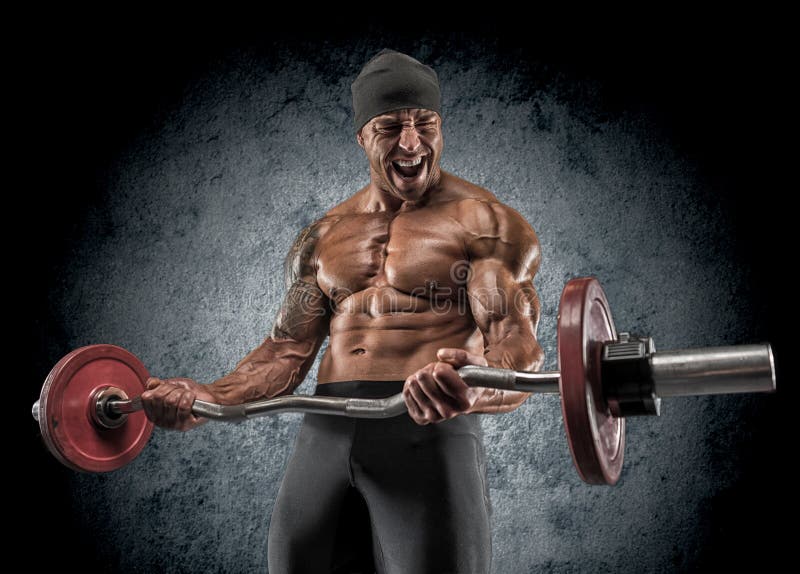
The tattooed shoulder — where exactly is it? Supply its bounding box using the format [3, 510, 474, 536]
[283, 215, 338, 288]
[270, 216, 339, 340]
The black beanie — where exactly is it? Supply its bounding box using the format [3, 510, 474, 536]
[351, 49, 441, 132]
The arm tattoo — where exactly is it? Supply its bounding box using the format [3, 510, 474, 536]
[283, 219, 324, 289]
[270, 279, 327, 340]
[270, 217, 334, 340]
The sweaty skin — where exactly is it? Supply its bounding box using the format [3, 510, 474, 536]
[142, 108, 544, 429]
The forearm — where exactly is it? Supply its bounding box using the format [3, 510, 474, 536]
[208, 337, 318, 405]
[467, 336, 544, 414]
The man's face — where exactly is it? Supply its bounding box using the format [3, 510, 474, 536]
[358, 108, 443, 202]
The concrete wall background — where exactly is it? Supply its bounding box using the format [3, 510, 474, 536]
[16, 22, 791, 574]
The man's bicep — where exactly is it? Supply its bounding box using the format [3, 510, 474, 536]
[464, 201, 543, 371]
[466, 257, 543, 373]
[466, 202, 542, 326]
[467, 258, 540, 336]
[270, 278, 330, 341]
[270, 217, 334, 342]
[282, 216, 328, 288]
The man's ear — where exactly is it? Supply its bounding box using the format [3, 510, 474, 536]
[356, 129, 364, 149]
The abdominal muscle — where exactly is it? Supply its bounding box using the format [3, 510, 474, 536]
[316, 286, 484, 383]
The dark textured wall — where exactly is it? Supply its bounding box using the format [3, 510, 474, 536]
[13, 17, 794, 574]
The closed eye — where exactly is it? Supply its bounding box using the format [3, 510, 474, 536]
[374, 123, 401, 133]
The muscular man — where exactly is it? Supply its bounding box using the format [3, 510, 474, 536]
[142, 49, 543, 573]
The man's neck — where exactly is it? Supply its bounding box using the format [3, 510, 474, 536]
[361, 184, 400, 212]
[362, 171, 445, 213]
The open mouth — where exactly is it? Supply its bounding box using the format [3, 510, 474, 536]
[391, 156, 426, 180]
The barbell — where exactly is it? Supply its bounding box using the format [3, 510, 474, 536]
[32, 277, 776, 484]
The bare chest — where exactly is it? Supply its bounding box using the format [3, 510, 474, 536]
[315, 207, 468, 303]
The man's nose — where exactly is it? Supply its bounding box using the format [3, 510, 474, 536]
[398, 126, 421, 153]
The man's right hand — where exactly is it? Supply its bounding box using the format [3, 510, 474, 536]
[141, 377, 217, 431]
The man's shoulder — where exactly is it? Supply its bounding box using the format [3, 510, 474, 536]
[440, 175, 539, 267]
[439, 174, 533, 235]
[435, 172, 500, 206]
[287, 189, 367, 249]
[293, 189, 371, 237]
[437, 174, 527, 224]
[322, 185, 372, 218]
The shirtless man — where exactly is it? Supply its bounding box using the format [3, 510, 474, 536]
[142, 49, 543, 573]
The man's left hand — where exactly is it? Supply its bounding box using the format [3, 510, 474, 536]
[403, 348, 488, 425]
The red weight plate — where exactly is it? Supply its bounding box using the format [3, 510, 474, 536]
[558, 277, 624, 485]
[37, 345, 154, 472]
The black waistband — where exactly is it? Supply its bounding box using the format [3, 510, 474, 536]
[313, 380, 406, 399]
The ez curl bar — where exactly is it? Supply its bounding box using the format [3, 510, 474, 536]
[32, 277, 775, 485]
